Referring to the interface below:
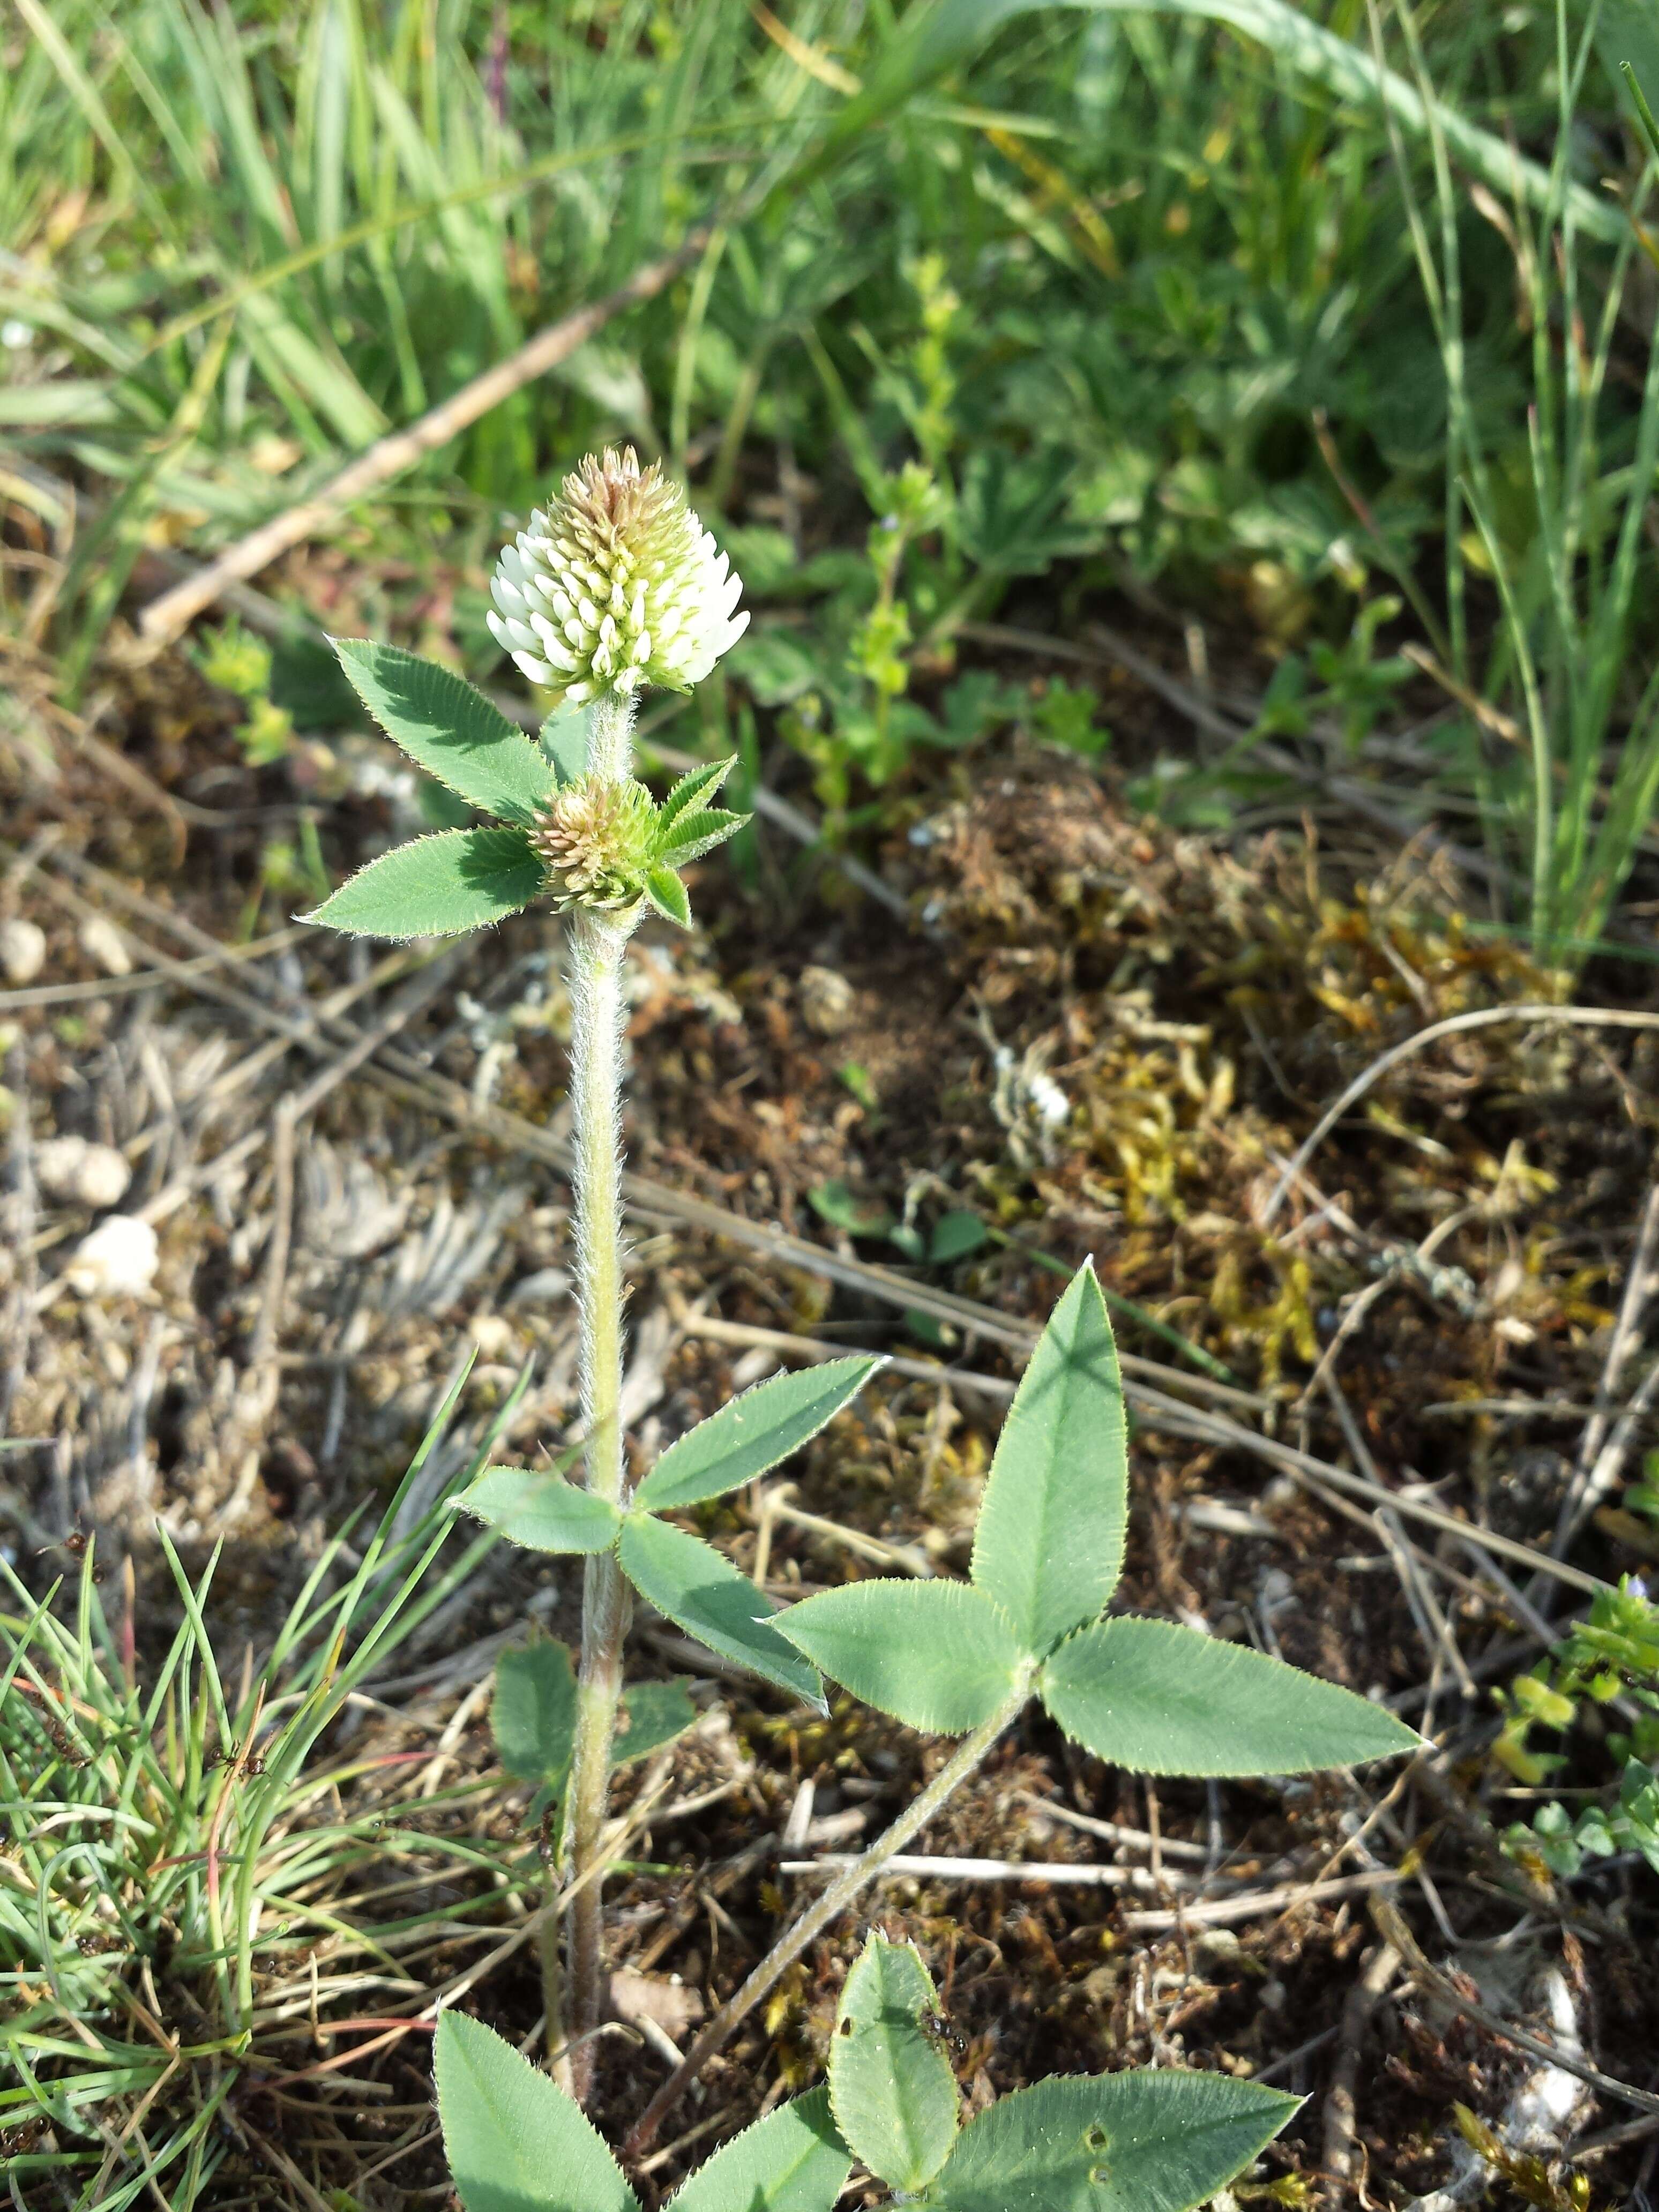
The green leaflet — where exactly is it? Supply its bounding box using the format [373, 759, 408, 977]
[644, 866, 692, 928]
[634, 1357, 883, 1513]
[659, 755, 737, 829]
[435, 2012, 639, 2212]
[493, 1640, 578, 1787]
[775, 1580, 1025, 1734]
[1040, 1617, 1423, 1776]
[916, 2071, 1301, 2212]
[612, 1679, 698, 1767]
[660, 806, 746, 865]
[970, 1263, 1126, 1660]
[667, 2088, 849, 2212]
[494, 1641, 696, 1793]
[618, 1513, 825, 1709]
[333, 639, 556, 827]
[303, 827, 544, 940]
[541, 703, 590, 785]
[458, 1466, 622, 1554]
[829, 1937, 958, 2192]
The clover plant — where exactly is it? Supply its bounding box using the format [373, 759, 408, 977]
[435, 1927, 1302, 2212]
[304, 448, 1419, 2154]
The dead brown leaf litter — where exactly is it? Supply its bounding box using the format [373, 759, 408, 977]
[3, 639, 1658, 2210]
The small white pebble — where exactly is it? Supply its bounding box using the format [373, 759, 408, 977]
[797, 965, 858, 1038]
[63, 1214, 158, 1299]
[1, 917, 47, 985]
[35, 1135, 132, 1210]
[78, 915, 133, 977]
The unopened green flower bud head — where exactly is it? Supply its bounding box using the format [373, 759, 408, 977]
[488, 447, 748, 706]
[529, 776, 657, 913]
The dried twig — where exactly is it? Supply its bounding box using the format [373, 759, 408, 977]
[1322, 1940, 1402, 2196]
[138, 238, 712, 645]
[1120, 1866, 1401, 1934]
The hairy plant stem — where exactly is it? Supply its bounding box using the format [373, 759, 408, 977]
[622, 1679, 1032, 2159]
[552, 691, 638, 2099]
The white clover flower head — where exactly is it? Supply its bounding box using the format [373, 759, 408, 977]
[488, 446, 748, 705]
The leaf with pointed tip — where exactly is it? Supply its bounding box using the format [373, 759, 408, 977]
[916, 2071, 1299, 2212]
[831, 1936, 958, 2191]
[660, 808, 748, 865]
[333, 639, 556, 826]
[542, 703, 589, 785]
[775, 1580, 1025, 1734]
[635, 1358, 883, 1513]
[1040, 1617, 1423, 1776]
[435, 2011, 639, 2212]
[667, 2088, 849, 2212]
[303, 828, 544, 940]
[659, 755, 737, 831]
[643, 866, 692, 929]
[618, 1514, 825, 1708]
[459, 1466, 621, 1554]
[970, 1263, 1126, 1658]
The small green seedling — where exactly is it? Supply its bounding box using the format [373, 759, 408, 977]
[434, 1927, 1301, 2212]
[1498, 1574, 1659, 1879]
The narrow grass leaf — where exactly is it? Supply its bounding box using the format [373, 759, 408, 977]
[333, 640, 556, 825]
[830, 1935, 959, 2192]
[493, 1640, 577, 1785]
[667, 2088, 849, 2212]
[618, 1514, 825, 1708]
[302, 828, 544, 939]
[634, 1357, 883, 1512]
[970, 1262, 1125, 1659]
[458, 1467, 622, 1554]
[775, 1580, 1024, 1733]
[917, 2071, 1300, 2212]
[435, 2012, 639, 2212]
[1040, 1618, 1423, 1776]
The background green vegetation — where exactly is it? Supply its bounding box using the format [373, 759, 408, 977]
[7, 0, 1659, 957]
